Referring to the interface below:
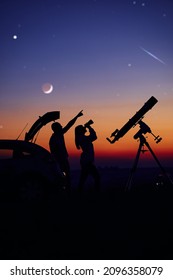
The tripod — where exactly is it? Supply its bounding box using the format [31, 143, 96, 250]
[126, 134, 173, 191]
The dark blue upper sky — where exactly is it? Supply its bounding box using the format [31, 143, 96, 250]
[1, 0, 172, 96]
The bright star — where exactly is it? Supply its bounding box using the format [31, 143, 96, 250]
[13, 35, 18, 40]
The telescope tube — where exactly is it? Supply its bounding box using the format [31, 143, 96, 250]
[107, 96, 158, 143]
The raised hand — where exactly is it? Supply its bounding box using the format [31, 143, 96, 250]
[76, 110, 83, 118]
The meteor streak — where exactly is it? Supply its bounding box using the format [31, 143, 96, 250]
[140, 46, 165, 65]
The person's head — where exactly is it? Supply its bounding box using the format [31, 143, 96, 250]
[51, 122, 62, 133]
[75, 125, 86, 149]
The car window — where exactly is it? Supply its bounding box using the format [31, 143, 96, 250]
[13, 149, 32, 158]
[0, 149, 13, 159]
[0, 149, 31, 159]
[22, 151, 32, 156]
[13, 149, 24, 158]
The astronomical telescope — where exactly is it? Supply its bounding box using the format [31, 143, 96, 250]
[107, 96, 158, 143]
[107, 96, 173, 190]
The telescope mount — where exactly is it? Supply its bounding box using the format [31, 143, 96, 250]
[126, 120, 173, 191]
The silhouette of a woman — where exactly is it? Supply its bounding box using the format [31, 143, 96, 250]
[75, 121, 100, 192]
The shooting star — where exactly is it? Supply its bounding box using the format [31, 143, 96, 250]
[140, 46, 166, 65]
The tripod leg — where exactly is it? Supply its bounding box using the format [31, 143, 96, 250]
[144, 140, 173, 186]
[126, 141, 143, 191]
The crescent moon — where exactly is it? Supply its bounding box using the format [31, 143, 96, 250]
[42, 83, 53, 94]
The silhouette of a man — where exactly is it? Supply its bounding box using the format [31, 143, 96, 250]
[49, 110, 83, 190]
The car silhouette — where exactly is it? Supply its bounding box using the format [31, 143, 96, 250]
[0, 111, 66, 201]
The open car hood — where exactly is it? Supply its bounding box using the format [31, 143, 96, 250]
[25, 111, 60, 142]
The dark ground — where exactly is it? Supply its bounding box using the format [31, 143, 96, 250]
[1, 167, 173, 260]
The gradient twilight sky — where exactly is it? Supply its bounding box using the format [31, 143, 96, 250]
[0, 0, 173, 168]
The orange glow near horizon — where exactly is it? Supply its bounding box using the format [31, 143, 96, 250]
[0, 94, 173, 168]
